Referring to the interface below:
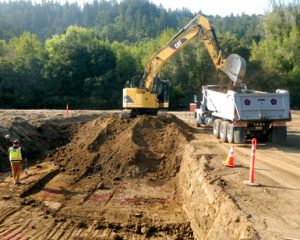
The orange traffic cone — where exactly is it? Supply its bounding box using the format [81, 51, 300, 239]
[225, 145, 235, 167]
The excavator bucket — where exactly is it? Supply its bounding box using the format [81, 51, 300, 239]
[220, 54, 247, 85]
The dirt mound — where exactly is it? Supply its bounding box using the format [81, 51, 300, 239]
[0, 119, 73, 171]
[49, 114, 193, 182]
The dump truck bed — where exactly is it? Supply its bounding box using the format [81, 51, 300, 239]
[205, 87, 290, 122]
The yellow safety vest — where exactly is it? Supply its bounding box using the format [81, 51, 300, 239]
[9, 147, 22, 162]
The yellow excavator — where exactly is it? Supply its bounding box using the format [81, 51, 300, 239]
[121, 14, 246, 119]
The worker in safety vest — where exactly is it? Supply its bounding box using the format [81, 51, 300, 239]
[8, 139, 26, 184]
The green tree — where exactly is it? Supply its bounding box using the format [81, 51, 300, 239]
[0, 33, 45, 108]
[249, 2, 300, 107]
[0, 40, 8, 57]
[44, 26, 117, 108]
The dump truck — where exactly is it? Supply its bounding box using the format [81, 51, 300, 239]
[195, 84, 291, 144]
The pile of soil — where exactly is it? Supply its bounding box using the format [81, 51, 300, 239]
[48, 114, 193, 182]
[0, 119, 72, 171]
[0, 111, 113, 171]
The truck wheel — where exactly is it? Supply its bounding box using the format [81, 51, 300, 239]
[220, 121, 228, 142]
[233, 127, 246, 144]
[227, 123, 234, 143]
[272, 126, 287, 144]
[195, 113, 201, 127]
[213, 119, 222, 138]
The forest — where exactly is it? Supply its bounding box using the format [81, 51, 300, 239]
[0, 0, 299, 109]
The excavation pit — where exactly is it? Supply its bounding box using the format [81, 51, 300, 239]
[0, 112, 259, 239]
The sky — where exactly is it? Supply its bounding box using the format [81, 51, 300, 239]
[0, 0, 296, 16]
[150, 0, 295, 16]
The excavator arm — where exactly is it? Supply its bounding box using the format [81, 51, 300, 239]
[141, 14, 246, 93]
[121, 14, 246, 119]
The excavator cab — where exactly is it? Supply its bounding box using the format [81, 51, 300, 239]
[156, 79, 169, 108]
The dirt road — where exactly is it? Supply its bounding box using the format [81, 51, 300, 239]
[175, 110, 300, 239]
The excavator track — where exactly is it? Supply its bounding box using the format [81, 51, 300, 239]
[120, 109, 132, 119]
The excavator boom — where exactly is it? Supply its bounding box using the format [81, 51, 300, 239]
[141, 14, 246, 92]
[121, 14, 247, 119]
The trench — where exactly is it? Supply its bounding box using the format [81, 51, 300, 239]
[0, 113, 259, 239]
[179, 144, 259, 239]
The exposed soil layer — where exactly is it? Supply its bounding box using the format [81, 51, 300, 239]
[180, 144, 259, 240]
[1, 110, 298, 239]
[0, 113, 195, 239]
[0, 110, 109, 171]
[177, 111, 300, 240]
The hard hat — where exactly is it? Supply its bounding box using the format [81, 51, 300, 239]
[13, 139, 20, 144]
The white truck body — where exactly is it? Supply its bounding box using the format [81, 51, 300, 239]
[195, 85, 291, 143]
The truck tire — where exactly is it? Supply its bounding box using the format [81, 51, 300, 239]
[233, 127, 246, 144]
[272, 126, 287, 144]
[220, 121, 228, 142]
[213, 119, 222, 138]
[227, 123, 234, 143]
[195, 112, 201, 127]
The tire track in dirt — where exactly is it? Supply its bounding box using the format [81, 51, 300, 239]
[185, 113, 300, 239]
